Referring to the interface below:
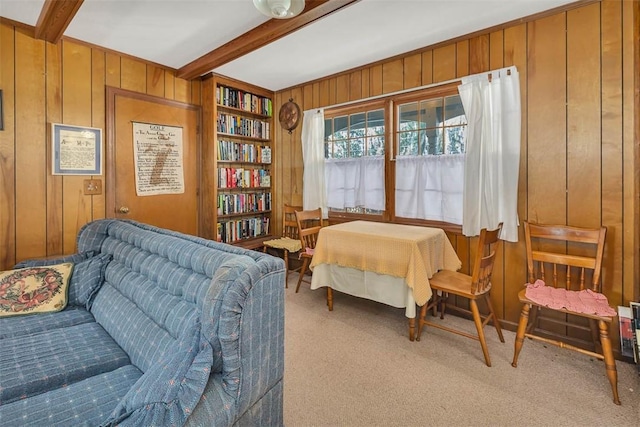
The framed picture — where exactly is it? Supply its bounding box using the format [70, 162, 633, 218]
[52, 123, 103, 175]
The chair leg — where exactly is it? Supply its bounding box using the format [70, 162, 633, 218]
[470, 299, 491, 367]
[295, 258, 310, 293]
[588, 319, 601, 353]
[511, 303, 531, 368]
[484, 293, 504, 343]
[431, 293, 438, 317]
[598, 320, 621, 405]
[526, 305, 539, 334]
[439, 293, 447, 319]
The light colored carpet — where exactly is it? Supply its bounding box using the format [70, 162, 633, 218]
[283, 275, 640, 427]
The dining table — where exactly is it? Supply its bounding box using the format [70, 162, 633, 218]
[309, 220, 462, 341]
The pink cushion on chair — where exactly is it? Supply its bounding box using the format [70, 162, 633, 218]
[524, 279, 617, 316]
[305, 247, 315, 256]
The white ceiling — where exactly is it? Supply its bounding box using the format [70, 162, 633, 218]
[1, 0, 577, 91]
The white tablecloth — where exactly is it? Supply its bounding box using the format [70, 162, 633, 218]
[311, 264, 416, 317]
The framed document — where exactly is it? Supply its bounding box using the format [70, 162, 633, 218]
[52, 123, 103, 175]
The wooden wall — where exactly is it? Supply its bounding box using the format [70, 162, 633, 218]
[273, 0, 639, 328]
[0, 1, 637, 335]
[0, 23, 201, 270]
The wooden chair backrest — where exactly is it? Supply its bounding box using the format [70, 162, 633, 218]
[295, 208, 323, 251]
[470, 224, 503, 295]
[524, 222, 606, 292]
[283, 204, 302, 240]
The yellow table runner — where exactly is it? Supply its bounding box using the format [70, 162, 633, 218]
[310, 221, 462, 305]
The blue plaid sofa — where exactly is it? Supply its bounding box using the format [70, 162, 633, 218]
[0, 219, 285, 426]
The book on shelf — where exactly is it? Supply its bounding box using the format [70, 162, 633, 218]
[218, 167, 271, 189]
[261, 146, 271, 164]
[216, 85, 273, 117]
[216, 215, 270, 244]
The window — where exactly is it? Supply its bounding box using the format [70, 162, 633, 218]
[394, 86, 466, 225]
[325, 109, 385, 158]
[397, 94, 466, 156]
[324, 103, 385, 216]
[321, 83, 467, 228]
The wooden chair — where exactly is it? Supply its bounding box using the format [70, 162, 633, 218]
[511, 222, 620, 405]
[263, 204, 303, 286]
[294, 208, 323, 293]
[416, 224, 505, 367]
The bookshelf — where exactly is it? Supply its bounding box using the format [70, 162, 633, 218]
[202, 74, 275, 249]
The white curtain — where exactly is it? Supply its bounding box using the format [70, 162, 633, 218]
[301, 109, 328, 218]
[458, 66, 521, 242]
[395, 154, 464, 224]
[325, 156, 385, 211]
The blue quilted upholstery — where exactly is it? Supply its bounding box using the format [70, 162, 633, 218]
[0, 365, 142, 426]
[0, 306, 94, 340]
[0, 322, 130, 405]
[101, 317, 213, 426]
[0, 219, 285, 426]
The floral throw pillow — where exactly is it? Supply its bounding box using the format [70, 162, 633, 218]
[14, 252, 111, 310]
[0, 263, 73, 317]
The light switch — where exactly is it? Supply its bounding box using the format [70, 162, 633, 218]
[84, 179, 102, 195]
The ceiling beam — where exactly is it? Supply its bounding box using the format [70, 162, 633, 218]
[177, 0, 360, 80]
[35, 0, 84, 43]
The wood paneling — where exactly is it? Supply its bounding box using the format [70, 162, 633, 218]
[455, 40, 469, 79]
[328, 77, 337, 106]
[567, 4, 601, 229]
[91, 48, 106, 221]
[369, 64, 383, 96]
[349, 70, 362, 101]
[46, 40, 63, 256]
[120, 57, 146, 93]
[0, 24, 16, 269]
[336, 74, 349, 104]
[1, 22, 198, 267]
[2, 0, 638, 349]
[421, 50, 433, 86]
[433, 44, 456, 83]
[403, 53, 422, 90]
[15, 29, 47, 262]
[503, 23, 528, 322]
[527, 13, 567, 225]
[271, 0, 639, 342]
[621, 0, 638, 307]
[382, 59, 403, 94]
[360, 68, 370, 99]
[146, 65, 165, 98]
[600, 0, 624, 305]
[61, 42, 92, 253]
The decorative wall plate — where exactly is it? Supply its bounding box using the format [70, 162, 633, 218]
[279, 99, 301, 133]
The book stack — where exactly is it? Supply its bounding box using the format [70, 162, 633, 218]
[215, 86, 273, 117]
[216, 216, 270, 243]
[217, 113, 271, 139]
[217, 140, 271, 164]
[217, 192, 271, 215]
[218, 167, 271, 189]
[618, 302, 640, 373]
